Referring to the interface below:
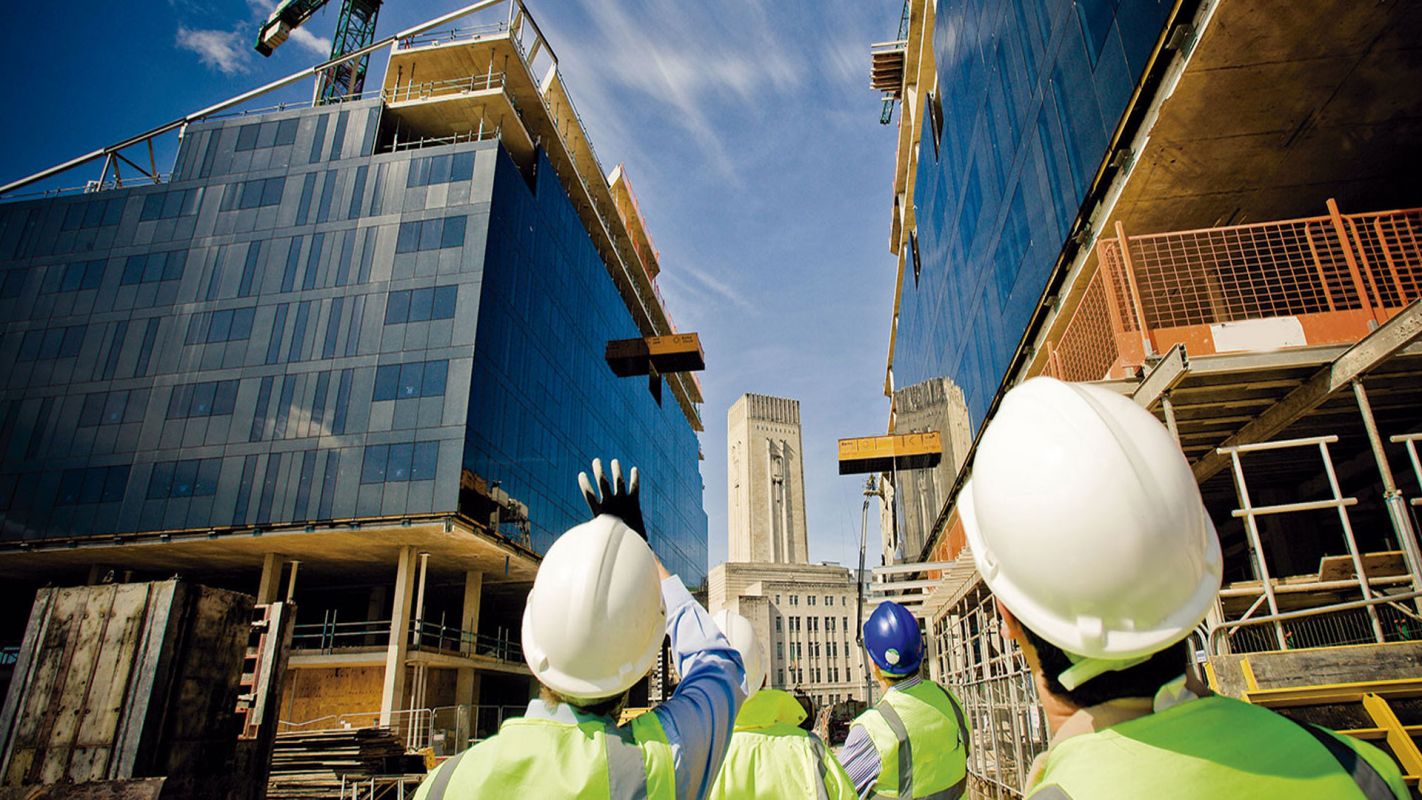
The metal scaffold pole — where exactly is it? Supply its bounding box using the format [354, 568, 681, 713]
[856, 475, 877, 705]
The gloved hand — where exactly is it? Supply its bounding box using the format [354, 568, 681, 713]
[578, 458, 646, 540]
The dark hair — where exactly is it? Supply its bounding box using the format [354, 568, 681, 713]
[539, 685, 627, 719]
[1021, 626, 1189, 708]
[793, 694, 816, 732]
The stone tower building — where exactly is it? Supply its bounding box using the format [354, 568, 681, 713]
[727, 394, 808, 564]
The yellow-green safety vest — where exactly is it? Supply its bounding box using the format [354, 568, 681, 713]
[1028, 694, 1409, 799]
[708, 688, 857, 800]
[414, 707, 675, 799]
[853, 680, 970, 799]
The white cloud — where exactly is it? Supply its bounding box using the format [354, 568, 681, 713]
[287, 26, 331, 58]
[176, 26, 250, 76]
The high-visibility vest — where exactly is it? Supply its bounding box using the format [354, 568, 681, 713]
[853, 680, 969, 799]
[413, 707, 675, 799]
[709, 688, 856, 799]
[1028, 694, 1409, 799]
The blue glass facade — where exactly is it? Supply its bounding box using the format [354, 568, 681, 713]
[464, 149, 707, 582]
[0, 100, 706, 583]
[897, 0, 1171, 425]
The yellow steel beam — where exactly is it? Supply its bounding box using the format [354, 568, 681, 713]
[1240, 657, 1259, 693]
[1363, 692, 1422, 778]
[1244, 677, 1422, 708]
[838, 431, 944, 475]
[1337, 724, 1422, 741]
[605, 333, 705, 377]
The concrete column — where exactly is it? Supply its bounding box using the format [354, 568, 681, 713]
[257, 553, 286, 604]
[286, 559, 301, 603]
[411, 552, 431, 646]
[455, 570, 484, 749]
[461, 570, 484, 645]
[380, 546, 418, 726]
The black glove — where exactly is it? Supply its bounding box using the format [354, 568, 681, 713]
[578, 458, 647, 540]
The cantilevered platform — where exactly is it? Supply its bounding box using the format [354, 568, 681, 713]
[0, 513, 539, 585]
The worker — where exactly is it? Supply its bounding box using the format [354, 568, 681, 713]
[959, 377, 1410, 799]
[840, 600, 970, 799]
[415, 459, 745, 800]
[707, 610, 857, 799]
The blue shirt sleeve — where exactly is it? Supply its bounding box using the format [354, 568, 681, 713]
[840, 722, 882, 799]
[651, 576, 746, 800]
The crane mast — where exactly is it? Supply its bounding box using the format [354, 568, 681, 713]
[255, 0, 384, 105]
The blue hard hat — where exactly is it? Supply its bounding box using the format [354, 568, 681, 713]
[864, 601, 923, 675]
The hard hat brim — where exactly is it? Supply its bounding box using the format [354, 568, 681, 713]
[961, 476, 1223, 662]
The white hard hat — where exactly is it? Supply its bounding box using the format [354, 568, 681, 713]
[521, 515, 666, 703]
[961, 377, 1222, 670]
[712, 609, 766, 697]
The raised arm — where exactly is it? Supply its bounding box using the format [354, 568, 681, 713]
[651, 574, 745, 800]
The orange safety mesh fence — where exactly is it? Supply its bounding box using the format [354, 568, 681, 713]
[1348, 209, 1422, 310]
[1101, 215, 1368, 330]
[1044, 205, 1422, 382]
[1044, 273, 1120, 382]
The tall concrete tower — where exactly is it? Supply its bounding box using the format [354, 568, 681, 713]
[727, 394, 808, 563]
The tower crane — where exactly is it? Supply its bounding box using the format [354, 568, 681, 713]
[255, 0, 383, 105]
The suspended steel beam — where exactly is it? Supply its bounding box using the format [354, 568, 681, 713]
[605, 333, 704, 377]
[838, 431, 943, 475]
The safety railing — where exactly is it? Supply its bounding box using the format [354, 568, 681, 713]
[1043, 202, 1422, 381]
[338, 774, 423, 799]
[381, 72, 506, 105]
[1392, 432, 1422, 509]
[383, 128, 500, 154]
[1208, 591, 1422, 655]
[290, 614, 521, 664]
[397, 21, 511, 50]
[408, 619, 522, 664]
[292, 616, 390, 652]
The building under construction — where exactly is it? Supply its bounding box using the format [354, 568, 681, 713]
[870, 0, 1422, 795]
[0, 0, 706, 761]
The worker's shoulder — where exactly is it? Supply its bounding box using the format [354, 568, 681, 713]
[411, 740, 496, 800]
[1049, 695, 1409, 798]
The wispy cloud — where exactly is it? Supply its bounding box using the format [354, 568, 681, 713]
[672, 262, 754, 313]
[287, 26, 331, 58]
[823, 36, 870, 98]
[554, 0, 809, 184]
[176, 26, 249, 76]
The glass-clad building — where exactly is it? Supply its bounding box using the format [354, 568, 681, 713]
[895, 0, 1172, 424]
[0, 98, 706, 583]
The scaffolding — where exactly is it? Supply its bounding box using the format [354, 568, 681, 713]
[930, 584, 1049, 800]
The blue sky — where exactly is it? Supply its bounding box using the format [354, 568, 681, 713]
[0, 0, 901, 569]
